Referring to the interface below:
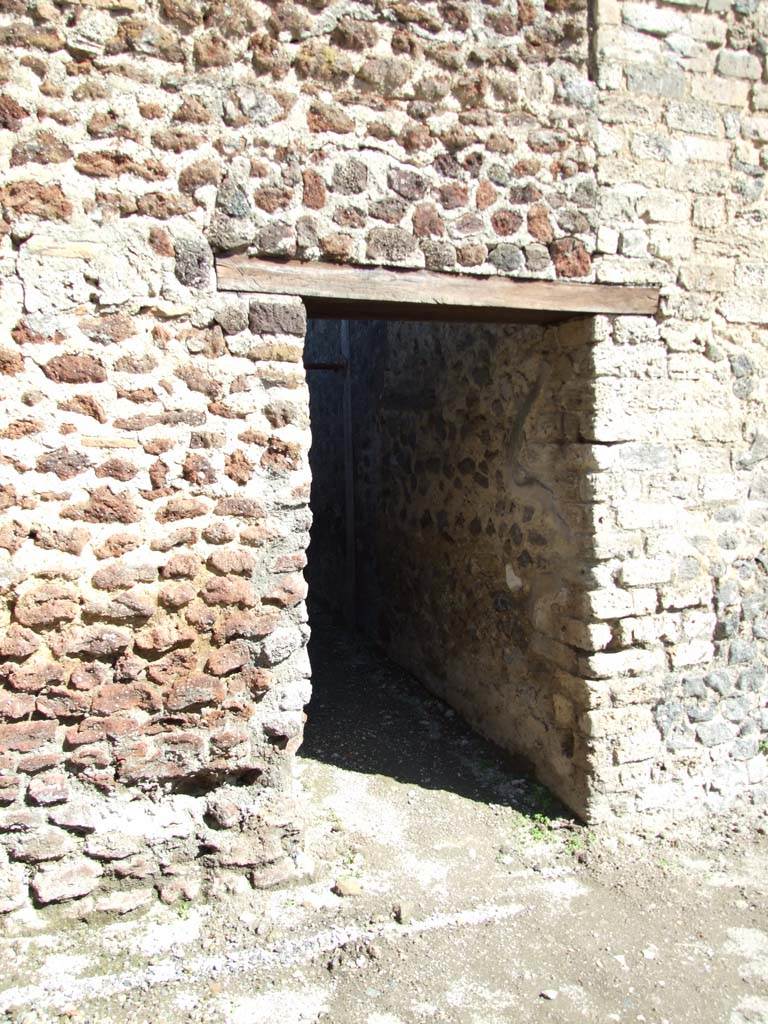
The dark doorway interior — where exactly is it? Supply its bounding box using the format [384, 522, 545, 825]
[302, 316, 574, 812]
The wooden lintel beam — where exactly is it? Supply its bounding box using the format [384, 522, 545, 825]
[215, 256, 660, 321]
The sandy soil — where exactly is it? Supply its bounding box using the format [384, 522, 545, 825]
[1, 614, 767, 1024]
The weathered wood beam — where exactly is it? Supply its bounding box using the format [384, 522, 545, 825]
[216, 257, 660, 323]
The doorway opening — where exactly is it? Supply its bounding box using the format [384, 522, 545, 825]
[302, 315, 577, 814]
[215, 257, 660, 821]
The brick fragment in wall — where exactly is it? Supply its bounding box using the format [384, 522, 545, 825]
[58, 395, 107, 423]
[62, 488, 141, 524]
[0, 181, 73, 221]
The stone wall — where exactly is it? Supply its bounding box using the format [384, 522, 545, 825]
[581, 0, 768, 817]
[0, 0, 598, 281]
[0, 0, 606, 913]
[0, 284, 314, 913]
[0, 0, 767, 910]
[0, 0, 603, 909]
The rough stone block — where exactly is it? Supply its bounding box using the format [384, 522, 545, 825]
[619, 559, 673, 587]
[696, 719, 735, 747]
[613, 728, 663, 764]
[622, 3, 685, 34]
[635, 191, 690, 223]
[668, 640, 715, 668]
[248, 301, 306, 337]
[626, 64, 685, 99]
[585, 646, 666, 679]
[0, 721, 58, 754]
[581, 706, 655, 740]
[31, 858, 103, 904]
[716, 50, 761, 80]
[7, 826, 75, 863]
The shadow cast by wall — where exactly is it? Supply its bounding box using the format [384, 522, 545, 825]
[300, 603, 566, 818]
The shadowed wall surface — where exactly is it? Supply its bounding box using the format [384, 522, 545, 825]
[306, 317, 599, 815]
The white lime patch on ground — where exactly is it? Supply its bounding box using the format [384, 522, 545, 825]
[40, 953, 93, 979]
[217, 985, 330, 1024]
[444, 978, 513, 1011]
[729, 995, 768, 1024]
[724, 928, 768, 959]
[174, 990, 203, 1013]
[295, 886, 341, 912]
[724, 928, 768, 984]
[133, 909, 203, 957]
[399, 851, 450, 888]
[557, 982, 593, 1013]
[702, 851, 768, 893]
[315, 771, 406, 844]
[0, 900, 526, 1015]
[537, 876, 590, 903]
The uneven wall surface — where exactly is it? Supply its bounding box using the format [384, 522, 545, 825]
[0, 0, 601, 910]
[579, 0, 768, 817]
[0, 284, 313, 913]
[0, 0, 598, 280]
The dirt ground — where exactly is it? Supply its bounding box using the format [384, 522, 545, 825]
[1, 615, 767, 1024]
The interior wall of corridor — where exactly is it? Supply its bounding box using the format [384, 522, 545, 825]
[305, 316, 595, 813]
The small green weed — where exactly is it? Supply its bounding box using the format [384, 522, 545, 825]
[528, 812, 552, 842]
[564, 833, 585, 854]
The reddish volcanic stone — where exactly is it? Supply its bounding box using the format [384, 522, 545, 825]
[162, 552, 200, 578]
[412, 203, 444, 238]
[146, 648, 197, 687]
[201, 576, 257, 608]
[550, 236, 591, 278]
[0, 720, 57, 753]
[0, 347, 24, 375]
[262, 574, 308, 609]
[14, 584, 79, 628]
[62, 487, 141, 524]
[0, 624, 40, 658]
[166, 674, 226, 711]
[0, 181, 73, 221]
[206, 641, 251, 676]
[156, 497, 209, 523]
[212, 609, 279, 643]
[207, 548, 257, 576]
[476, 179, 497, 210]
[42, 354, 106, 384]
[491, 209, 523, 235]
[27, 771, 69, 805]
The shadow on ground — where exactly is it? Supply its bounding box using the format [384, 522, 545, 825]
[301, 603, 567, 820]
